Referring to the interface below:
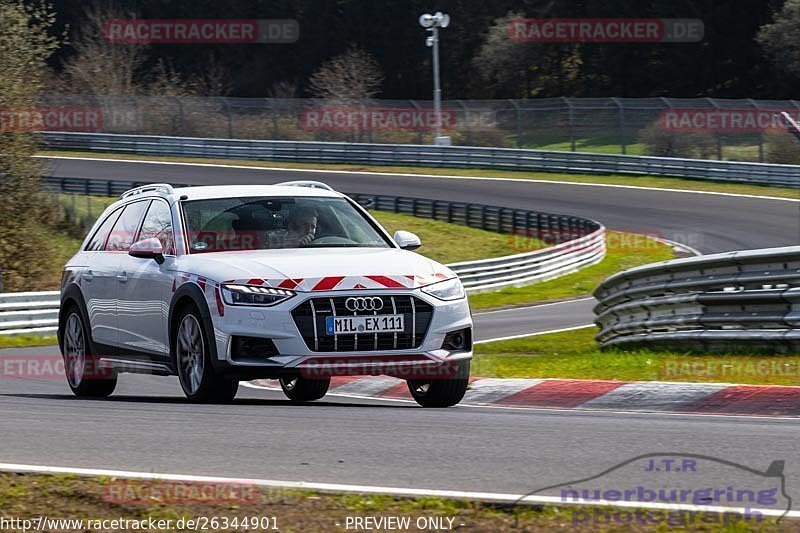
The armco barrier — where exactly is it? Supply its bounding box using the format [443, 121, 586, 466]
[593, 247, 800, 352]
[41, 132, 800, 188]
[6, 186, 606, 336]
[346, 193, 606, 292]
[0, 291, 60, 336]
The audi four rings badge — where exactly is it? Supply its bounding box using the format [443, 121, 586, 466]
[345, 297, 384, 311]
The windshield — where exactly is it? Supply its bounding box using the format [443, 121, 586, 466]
[181, 196, 392, 253]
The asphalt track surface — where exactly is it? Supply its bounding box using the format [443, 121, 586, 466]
[2, 345, 800, 503]
[1, 155, 798, 504]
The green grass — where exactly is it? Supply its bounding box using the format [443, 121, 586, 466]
[468, 231, 676, 310]
[41, 150, 800, 200]
[0, 335, 58, 348]
[57, 193, 115, 222]
[521, 137, 648, 156]
[474, 327, 800, 386]
[372, 210, 529, 264]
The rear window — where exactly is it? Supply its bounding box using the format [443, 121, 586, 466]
[85, 208, 122, 252]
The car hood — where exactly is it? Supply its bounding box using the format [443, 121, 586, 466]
[177, 248, 456, 291]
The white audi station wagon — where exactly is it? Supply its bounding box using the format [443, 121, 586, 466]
[58, 182, 473, 407]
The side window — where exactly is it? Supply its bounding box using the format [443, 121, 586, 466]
[105, 201, 149, 252]
[85, 208, 122, 251]
[139, 200, 175, 255]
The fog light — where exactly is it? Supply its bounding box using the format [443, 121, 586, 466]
[442, 328, 472, 351]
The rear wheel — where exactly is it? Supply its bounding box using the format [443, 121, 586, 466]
[279, 375, 330, 402]
[175, 308, 238, 403]
[407, 360, 470, 408]
[61, 307, 117, 398]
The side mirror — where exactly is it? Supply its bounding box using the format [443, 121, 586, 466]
[394, 230, 422, 251]
[129, 238, 165, 264]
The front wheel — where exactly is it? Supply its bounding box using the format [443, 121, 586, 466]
[279, 375, 330, 402]
[60, 306, 117, 398]
[175, 308, 238, 403]
[407, 360, 470, 408]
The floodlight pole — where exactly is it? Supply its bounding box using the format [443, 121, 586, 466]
[431, 24, 442, 140]
[420, 12, 450, 145]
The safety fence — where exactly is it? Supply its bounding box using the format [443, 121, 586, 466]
[41, 132, 800, 187]
[35, 94, 800, 162]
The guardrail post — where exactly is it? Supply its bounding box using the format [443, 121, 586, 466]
[707, 98, 723, 160]
[176, 96, 185, 136]
[509, 99, 522, 148]
[612, 97, 626, 155]
[564, 97, 576, 152]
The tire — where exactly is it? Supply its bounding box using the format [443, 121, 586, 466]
[60, 305, 117, 398]
[174, 305, 239, 403]
[279, 375, 330, 402]
[407, 360, 470, 408]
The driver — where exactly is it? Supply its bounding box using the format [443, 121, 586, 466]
[268, 206, 318, 248]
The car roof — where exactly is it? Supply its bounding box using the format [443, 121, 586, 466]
[171, 184, 343, 201]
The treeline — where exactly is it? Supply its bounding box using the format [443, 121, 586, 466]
[39, 0, 800, 99]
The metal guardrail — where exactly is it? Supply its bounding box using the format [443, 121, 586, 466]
[6, 184, 605, 336]
[593, 247, 800, 352]
[347, 193, 606, 292]
[42, 132, 800, 188]
[0, 291, 60, 336]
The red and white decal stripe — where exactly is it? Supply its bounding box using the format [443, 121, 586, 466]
[223, 274, 452, 292]
[173, 272, 223, 316]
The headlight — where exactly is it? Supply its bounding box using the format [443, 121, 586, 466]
[221, 284, 295, 306]
[420, 277, 465, 301]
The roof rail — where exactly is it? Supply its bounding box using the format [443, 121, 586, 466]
[120, 183, 176, 199]
[275, 180, 335, 191]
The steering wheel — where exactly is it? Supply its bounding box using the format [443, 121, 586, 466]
[308, 236, 358, 245]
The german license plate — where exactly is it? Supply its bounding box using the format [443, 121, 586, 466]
[325, 315, 405, 335]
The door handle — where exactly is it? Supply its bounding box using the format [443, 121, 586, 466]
[84, 270, 94, 283]
[116, 273, 128, 283]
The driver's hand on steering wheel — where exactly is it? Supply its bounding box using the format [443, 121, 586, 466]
[297, 233, 315, 246]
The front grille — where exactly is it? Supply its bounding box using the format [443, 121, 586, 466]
[291, 295, 433, 352]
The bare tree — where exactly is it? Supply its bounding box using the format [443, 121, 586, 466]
[267, 80, 299, 99]
[308, 47, 383, 102]
[148, 59, 190, 97]
[187, 58, 233, 97]
[59, 1, 146, 95]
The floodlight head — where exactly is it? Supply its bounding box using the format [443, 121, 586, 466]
[436, 12, 450, 28]
[419, 13, 434, 28]
[426, 36, 434, 47]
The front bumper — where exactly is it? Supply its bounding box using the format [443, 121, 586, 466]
[209, 289, 473, 380]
